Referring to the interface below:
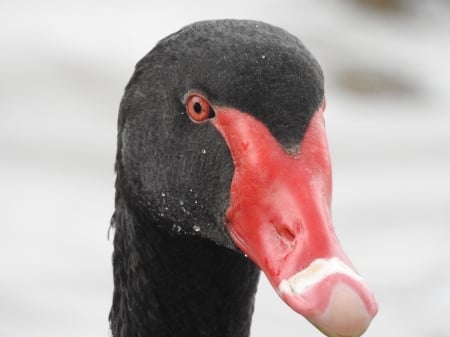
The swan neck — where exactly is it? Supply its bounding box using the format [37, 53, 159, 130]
[110, 200, 260, 337]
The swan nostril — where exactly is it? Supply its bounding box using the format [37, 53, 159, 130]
[276, 224, 296, 247]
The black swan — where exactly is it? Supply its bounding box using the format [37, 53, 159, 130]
[110, 19, 378, 337]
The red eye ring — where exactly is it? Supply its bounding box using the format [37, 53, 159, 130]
[186, 94, 215, 122]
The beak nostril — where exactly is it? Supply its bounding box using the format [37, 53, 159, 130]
[276, 224, 296, 243]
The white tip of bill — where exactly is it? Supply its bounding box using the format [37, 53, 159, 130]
[279, 257, 363, 296]
[278, 257, 378, 337]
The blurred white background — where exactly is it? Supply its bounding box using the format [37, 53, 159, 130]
[1, 0, 449, 336]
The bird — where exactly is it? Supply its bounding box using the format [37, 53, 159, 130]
[109, 19, 378, 337]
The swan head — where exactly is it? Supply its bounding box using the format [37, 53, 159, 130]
[116, 19, 378, 337]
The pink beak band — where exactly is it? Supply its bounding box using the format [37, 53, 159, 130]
[212, 101, 378, 337]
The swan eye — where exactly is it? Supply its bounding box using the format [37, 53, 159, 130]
[186, 94, 215, 122]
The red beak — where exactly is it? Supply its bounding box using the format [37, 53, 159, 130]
[212, 101, 378, 337]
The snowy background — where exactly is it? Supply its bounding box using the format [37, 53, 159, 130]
[1, 0, 449, 336]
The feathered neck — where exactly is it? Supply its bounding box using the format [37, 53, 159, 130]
[109, 197, 260, 337]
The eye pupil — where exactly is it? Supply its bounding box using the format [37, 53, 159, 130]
[193, 102, 202, 114]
